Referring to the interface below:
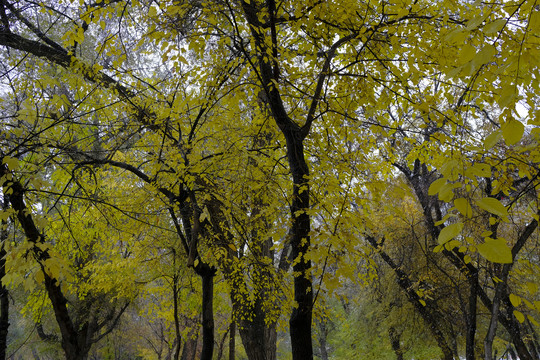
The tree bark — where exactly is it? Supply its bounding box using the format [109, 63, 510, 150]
[318, 320, 330, 360]
[172, 269, 182, 360]
[229, 319, 235, 360]
[239, 2, 315, 358]
[180, 327, 198, 360]
[0, 218, 9, 360]
[466, 269, 478, 360]
[197, 263, 216, 360]
[238, 303, 278, 360]
[388, 327, 404, 360]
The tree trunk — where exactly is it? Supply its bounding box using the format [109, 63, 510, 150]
[239, 2, 315, 358]
[388, 327, 403, 360]
[466, 269, 478, 360]
[287, 142, 313, 360]
[197, 263, 216, 360]
[238, 305, 278, 360]
[173, 272, 182, 360]
[229, 319, 235, 360]
[318, 320, 330, 360]
[0, 225, 8, 360]
[180, 328, 198, 360]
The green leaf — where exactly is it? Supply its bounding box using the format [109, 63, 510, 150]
[475, 197, 508, 217]
[454, 198, 472, 218]
[477, 238, 513, 263]
[502, 119, 525, 145]
[438, 222, 463, 245]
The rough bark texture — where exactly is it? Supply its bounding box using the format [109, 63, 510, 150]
[173, 273, 182, 360]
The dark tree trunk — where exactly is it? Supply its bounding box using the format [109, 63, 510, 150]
[229, 319, 235, 360]
[388, 327, 403, 360]
[466, 269, 478, 360]
[0, 224, 9, 360]
[238, 303, 278, 360]
[197, 263, 216, 360]
[287, 138, 313, 360]
[172, 271, 182, 360]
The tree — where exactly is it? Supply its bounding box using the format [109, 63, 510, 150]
[1, 0, 539, 358]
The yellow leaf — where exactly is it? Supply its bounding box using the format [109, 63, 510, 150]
[472, 44, 496, 68]
[477, 238, 513, 263]
[35, 270, 44, 284]
[438, 223, 463, 245]
[502, 119, 524, 145]
[484, 131, 501, 149]
[475, 197, 508, 218]
[2, 157, 19, 170]
[484, 19, 506, 34]
[445, 239, 461, 251]
[513, 310, 525, 323]
[526, 282, 538, 294]
[459, 44, 477, 63]
[509, 293, 521, 307]
[467, 163, 491, 178]
[440, 160, 459, 181]
[439, 182, 457, 202]
[428, 178, 446, 196]
[454, 198, 472, 218]
[466, 16, 484, 30]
